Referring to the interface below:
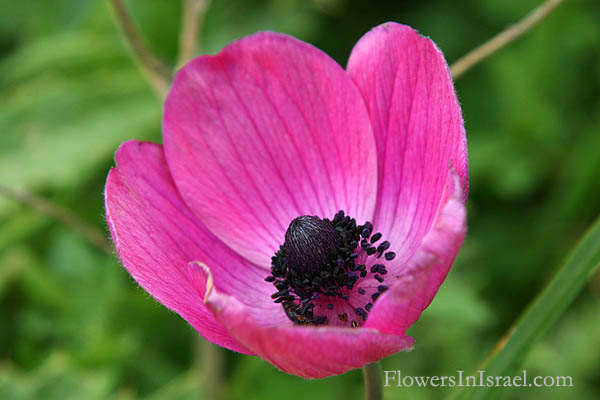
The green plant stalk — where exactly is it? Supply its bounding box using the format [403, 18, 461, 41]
[363, 362, 384, 400]
[452, 215, 600, 400]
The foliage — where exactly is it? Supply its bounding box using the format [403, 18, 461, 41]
[0, 0, 599, 399]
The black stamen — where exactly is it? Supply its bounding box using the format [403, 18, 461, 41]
[377, 241, 390, 252]
[355, 307, 368, 321]
[370, 232, 382, 243]
[267, 211, 396, 327]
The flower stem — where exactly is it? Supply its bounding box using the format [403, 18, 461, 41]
[362, 362, 383, 400]
[108, 0, 171, 99]
[450, 0, 565, 79]
[177, 0, 211, 67]
[196, 338, 224, 400]
[0, 183, 113, 254]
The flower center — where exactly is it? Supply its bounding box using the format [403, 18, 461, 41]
[283, 216, 341, 278]
[265, 210, 396, 327]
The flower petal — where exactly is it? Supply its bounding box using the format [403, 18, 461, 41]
[191, 264, 413, 378]
[347, 22, 468, 267]
[163, 32, 378, 268]
[105, 139, 280, 354]
[364, 170, 466, 335]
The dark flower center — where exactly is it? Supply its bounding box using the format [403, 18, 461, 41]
[283, 216, 341, 277]
[265, 210, 396, 327]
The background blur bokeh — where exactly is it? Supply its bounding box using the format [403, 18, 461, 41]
[0, 0, 599, 399]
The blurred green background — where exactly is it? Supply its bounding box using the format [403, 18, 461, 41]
[0, 0, 598, 399]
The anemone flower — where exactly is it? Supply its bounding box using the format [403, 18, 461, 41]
[104, 22, 468, 379]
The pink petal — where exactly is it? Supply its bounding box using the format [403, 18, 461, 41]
[347, 22, 468, 267]
[190, 263, 414, 378]
[364, 170, 466, 335]
[104, 140, 282, 354]
[163, 32, 378, 268]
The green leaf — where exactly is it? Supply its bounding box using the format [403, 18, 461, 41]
[0, 29, 160, 216]
[0, 351, 115, 400]
[451, 216, 600, 400]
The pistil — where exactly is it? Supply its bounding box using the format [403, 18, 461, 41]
[265, 210, 395, 327]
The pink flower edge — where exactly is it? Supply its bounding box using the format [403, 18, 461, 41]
[188, 261, 415, 378]
[184, 169, 465, 378]
[364, 170, 467, 335]
[105, 140, 262, 355]
[347, 22, 468, 270]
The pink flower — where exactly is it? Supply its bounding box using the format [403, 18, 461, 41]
[104, 22, 468, 378]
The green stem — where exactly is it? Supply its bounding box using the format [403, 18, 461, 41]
[362, 362, 383, 400]
[197, 338, 223, 400]
[450, 0, 565, 79]
[0, 183, 112, 254]
[108, 0, 171, 99]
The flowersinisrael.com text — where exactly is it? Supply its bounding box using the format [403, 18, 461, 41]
[384, 370, 573, 388]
